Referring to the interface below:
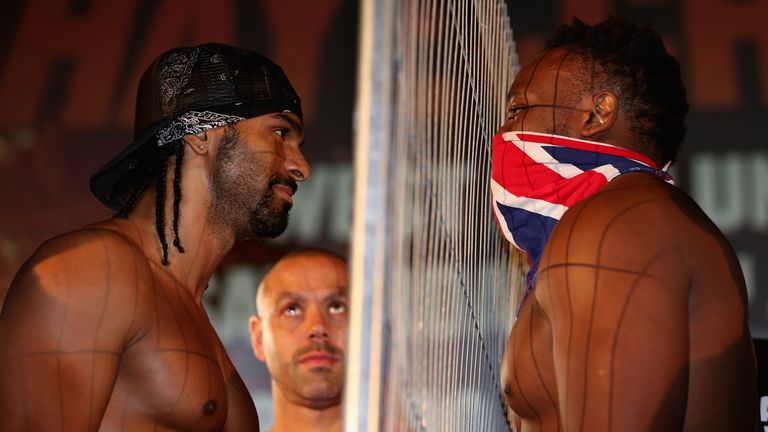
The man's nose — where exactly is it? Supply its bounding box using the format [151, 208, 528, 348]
[283, 147, 312, 182]
[306, 308, 329, 340]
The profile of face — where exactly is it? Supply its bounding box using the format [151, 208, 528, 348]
[496, 48, 597, 138]
[210, 112, 310, 240]
[249, 252, 348, 409]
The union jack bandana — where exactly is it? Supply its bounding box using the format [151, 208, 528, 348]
[490, 131, 674, 313]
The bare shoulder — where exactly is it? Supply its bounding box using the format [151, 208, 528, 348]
[544, 173, 736, 286]
[2, 222, 154, 345]
[11, 223, 153, 296]
[535, 171, 748, 337]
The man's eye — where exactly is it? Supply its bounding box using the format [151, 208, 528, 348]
[274, 128, 286, 138]
[283, 304, 301, 316]
[508, 106, 527, 120]
[328, 302, 346, 315]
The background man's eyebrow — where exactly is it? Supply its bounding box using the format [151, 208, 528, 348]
[274, 113, 303, 133]
[275, 292, 304, 303]
[323, 291, 349, 302]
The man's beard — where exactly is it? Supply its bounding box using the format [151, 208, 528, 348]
[247, 175, 297, 239]
[209, 126, 298, 241]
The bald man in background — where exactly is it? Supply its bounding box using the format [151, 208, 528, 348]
[249, 250, 348, 432]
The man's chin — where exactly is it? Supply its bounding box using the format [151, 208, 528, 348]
[301, 396, 341, 410]
[248, 210, 290, 239]
[298, 381, 343, 408]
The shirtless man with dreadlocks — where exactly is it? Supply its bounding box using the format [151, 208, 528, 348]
[0, 43, 309, 431]
[492, 17, 759, 431]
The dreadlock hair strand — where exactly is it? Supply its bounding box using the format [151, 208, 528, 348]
[172, 140, 185, 254]
[155, 144, 170, 265]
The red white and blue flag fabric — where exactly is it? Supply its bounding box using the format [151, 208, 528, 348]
[490, 131, 674, 305]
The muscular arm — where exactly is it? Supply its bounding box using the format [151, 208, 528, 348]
[223, 367, 260, 432]
[537, 179, 694, 431]
[0, 230, 143, 431]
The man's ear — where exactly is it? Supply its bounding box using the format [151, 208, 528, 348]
[249, 315, 267, 362]
[183, 131, 210, 155]
[581, 91, 618, 137]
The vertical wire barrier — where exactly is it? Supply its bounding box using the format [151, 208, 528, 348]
[347, 0, 524, 430]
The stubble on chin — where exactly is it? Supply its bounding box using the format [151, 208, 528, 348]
[291, 367, 344, 408]
[246, 190, 292, 240]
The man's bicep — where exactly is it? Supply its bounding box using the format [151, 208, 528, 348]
[222, 366, 260, 432]
[0, 246, 137, 430]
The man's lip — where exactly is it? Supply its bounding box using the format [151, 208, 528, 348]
[273, 184, 295, 200]
[299, 352, 339, 365]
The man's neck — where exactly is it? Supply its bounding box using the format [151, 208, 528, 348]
[270, 385, 341, 432]
[120, 186, 233, 302]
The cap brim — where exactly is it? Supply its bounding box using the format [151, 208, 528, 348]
[89, 119, 172, 212]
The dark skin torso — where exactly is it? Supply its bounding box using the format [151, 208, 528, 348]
[501, 174, 759, 432]
[0, 221, 258, 431]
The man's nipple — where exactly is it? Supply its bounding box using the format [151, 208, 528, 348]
[203, 399, 218, 416]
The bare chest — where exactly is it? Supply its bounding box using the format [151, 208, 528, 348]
[502, 292, 561, 431]
[101, 282, 236, 431]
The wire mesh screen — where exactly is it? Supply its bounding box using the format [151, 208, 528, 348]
[347, 0, 523, 431]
